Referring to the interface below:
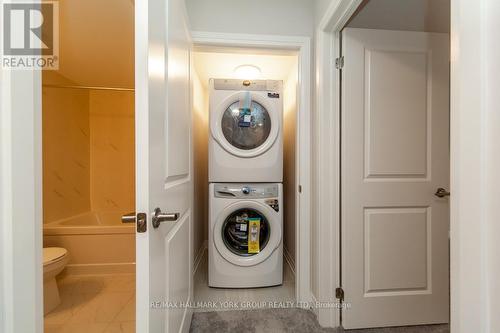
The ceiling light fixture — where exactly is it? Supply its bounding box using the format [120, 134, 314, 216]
[233, 64, 262, 80]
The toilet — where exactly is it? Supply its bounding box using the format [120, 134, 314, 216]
[43, 247, 69, 315]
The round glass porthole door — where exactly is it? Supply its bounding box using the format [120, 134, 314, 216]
[221, 100, 272, 150]
[221, 208, 270, 256]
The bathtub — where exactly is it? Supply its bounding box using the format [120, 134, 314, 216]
[43, 212, 135, 275]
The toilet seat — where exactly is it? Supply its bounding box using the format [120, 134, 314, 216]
[43, 247, 68, 266]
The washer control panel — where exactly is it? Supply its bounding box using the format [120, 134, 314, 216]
[214, 183, 279, 199]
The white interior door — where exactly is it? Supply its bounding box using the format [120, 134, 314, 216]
[341, 28, 450, 329]
[135, 0, 192, 331]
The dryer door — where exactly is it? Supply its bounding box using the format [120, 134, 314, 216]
[213, 200, 281, 267]
[212, 91, 280, 158]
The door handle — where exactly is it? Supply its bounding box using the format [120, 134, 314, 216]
[152, 207, 179, 228]
[434, 187, 450, 198]
[122, 212, 147, 233]
[121, 212, 136, 223]
[216, 190, 236, 197]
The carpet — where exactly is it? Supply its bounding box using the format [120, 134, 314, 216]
[190, 309, 450, 333]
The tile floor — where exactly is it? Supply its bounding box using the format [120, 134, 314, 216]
[44, 273, 135, 333]
[193, 252, 295, 312]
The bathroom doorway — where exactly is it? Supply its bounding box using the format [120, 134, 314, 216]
[41, 0, 136, 331]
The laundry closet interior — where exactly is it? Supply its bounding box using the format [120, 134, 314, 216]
[191, 47, 300, 308]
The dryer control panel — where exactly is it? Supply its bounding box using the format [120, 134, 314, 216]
[212, 79, 282, 93]
[214, 183, 279, 199]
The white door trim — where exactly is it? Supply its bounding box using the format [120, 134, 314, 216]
[191, 31, 312, 304]
[0, 55, 43, 332]
[449, 1, 500, 332]
[134, 0, 148, 329]
[314, 0, 362, 328]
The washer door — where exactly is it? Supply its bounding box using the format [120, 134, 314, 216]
[211, 91, 279, 158]
[213, 201, 281, 267]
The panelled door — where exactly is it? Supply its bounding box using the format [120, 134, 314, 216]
[341, 28, 450, 329]
[135, 0, 193, 331]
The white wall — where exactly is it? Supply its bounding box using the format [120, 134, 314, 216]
[315, 0, 334, 24]
[347, 0, 450, 33]
[186, 0, 315, 37]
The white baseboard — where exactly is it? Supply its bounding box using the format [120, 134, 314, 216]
[193, 240, 207, 276]
[283, 246, 296, 277]
[63, 262, 135, 275]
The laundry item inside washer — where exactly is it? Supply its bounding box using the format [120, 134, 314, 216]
[222, 209, 269, 255]
[247, 218, 262, 254]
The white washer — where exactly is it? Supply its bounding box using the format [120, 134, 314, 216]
[209, 183, 283, 288]
[209, 79, 283, 182]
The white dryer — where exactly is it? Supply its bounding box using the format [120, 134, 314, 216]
[209, 79, 283, 182]
[209, 183, 283, 288]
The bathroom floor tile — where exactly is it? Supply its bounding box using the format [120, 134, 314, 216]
[101, 274, 136, 293]
[65, 291, 133, 324]
[103, 321, 136, 333]
[75, 275, 108, 294]
[56, 275, 82, 295]
[45, 274, 136, 333]
[44, 291, 97, 325]
[56, 321, 109, 333]
[44, 323, 63, 333]
[114, 294, 136, 322]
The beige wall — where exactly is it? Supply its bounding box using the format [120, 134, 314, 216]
[43, 75, 135, 223]
[283, 60, 298, 269]
[89, 90, 135, 213]
[192, 70, 209, 260]
[42, 86, 90, 223]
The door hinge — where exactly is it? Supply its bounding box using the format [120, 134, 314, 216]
[335, 56, 344, 70]
[335, 287, 344, 301]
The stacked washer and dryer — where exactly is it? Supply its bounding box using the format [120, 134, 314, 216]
[208, 78, 284, 288]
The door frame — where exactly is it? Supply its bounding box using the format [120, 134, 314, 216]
[314, 0, 363, 327]
[315, 0, 494, 330]
[0, 37, 44, 333]
[191, 31, 312, 304]
[316, 0, 452, 327]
